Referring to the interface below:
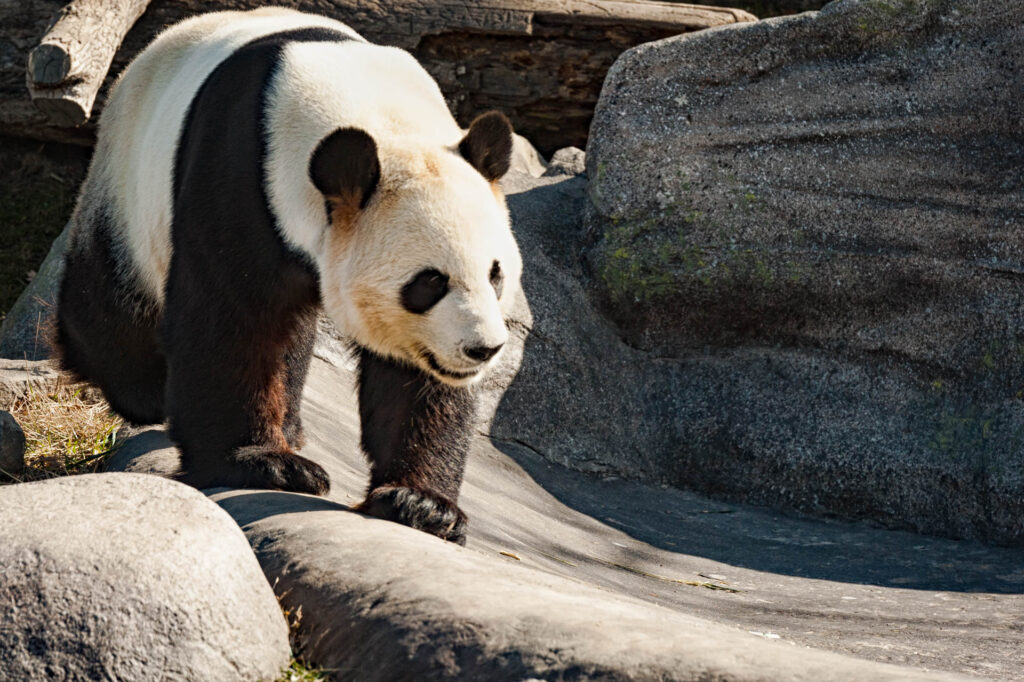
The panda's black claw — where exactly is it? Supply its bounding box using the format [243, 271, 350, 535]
[357, 485, 467, 545]
[234, 446, 330, 495]
[178, 446, 330, 495]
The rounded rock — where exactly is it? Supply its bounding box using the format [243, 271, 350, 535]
[0, 473, 291, 680]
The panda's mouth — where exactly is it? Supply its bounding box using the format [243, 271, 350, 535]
[420, 349, 480, 381]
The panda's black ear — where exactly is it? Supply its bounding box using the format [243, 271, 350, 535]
[458, 111, 513, 182]
[309, 127, 380, 210]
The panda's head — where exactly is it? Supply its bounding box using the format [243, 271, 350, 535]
[311, 112, 521, 386]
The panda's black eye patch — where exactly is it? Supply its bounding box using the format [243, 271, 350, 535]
[401, 269, 449, 314]
[489, 260, 504, 299]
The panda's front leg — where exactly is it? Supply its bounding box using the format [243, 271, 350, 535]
[354, 348, 476, 545]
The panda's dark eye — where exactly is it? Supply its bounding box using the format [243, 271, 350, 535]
[489, 260, 503, 299]
[401, 268, 449, 314]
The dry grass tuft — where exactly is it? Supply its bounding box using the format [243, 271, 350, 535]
[277, 659, 328, 682]
[2, 382, 123, 484]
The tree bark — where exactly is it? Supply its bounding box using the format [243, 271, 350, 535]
[1, 0, 756, 151]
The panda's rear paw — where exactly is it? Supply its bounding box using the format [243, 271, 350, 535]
[229, 445, 330, 495]
[357, 485, 467, 545]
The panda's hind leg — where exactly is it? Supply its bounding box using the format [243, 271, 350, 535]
[161, 253, 328, 495]
[55, 214, 167, 425]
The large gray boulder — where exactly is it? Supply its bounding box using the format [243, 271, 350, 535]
[587, 0, 1024, 362]
[575, 0, 1024, 545]
[0, 473, 291, 681]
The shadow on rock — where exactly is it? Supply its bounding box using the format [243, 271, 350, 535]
[489, 434, 1024, 594]
[215, 490, 350, 527]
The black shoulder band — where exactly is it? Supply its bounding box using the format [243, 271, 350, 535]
[240, 26, 357, 51]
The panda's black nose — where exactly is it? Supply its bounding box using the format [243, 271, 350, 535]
[464, 343, 504, 363]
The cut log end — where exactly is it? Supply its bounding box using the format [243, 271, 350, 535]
[28, 43, 72, 86]
[32, 97, 89, 128]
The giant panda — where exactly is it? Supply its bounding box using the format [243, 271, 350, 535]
[55, 7, 522, 544]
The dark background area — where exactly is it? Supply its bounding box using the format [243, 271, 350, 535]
[0, 136, 88, 319]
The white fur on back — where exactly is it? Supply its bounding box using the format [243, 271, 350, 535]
[93, 8, 361, 302]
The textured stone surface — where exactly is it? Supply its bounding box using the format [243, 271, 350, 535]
[544, 145, 586, 177]
[103, 426, 181, 477]
[0, 409, 25, 476]
[0, 359, 61, 405]
[577, 0, 1024, 544]
[0, 473, 291, 681]
[0, 223, 66, 361]
[587, 0, 1024, 362]
[108, 358, 1021, 681]
[509, 132, 547, 178]
[213, 488, 965, 682]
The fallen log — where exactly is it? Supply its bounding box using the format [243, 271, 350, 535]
[26, 0, 152, 127]
[1, 0, 756, 152]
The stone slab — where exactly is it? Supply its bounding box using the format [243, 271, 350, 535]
[0, 224, 66, 361]
[0, 359, 62, 406]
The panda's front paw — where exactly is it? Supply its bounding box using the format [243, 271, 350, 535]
[357, 485, 467, 545]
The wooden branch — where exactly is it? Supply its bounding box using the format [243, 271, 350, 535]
[4, 0, 756, 150]
[26, 0, 152, 127]
[542, 1, 758, 29]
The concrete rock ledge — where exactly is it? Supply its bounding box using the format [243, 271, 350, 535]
[107, 358, 1021, 680]
[0, 410, 26, 476]
[212, 486, 964, 682]
[0, 359, 63, 404]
